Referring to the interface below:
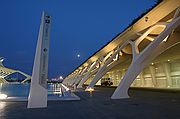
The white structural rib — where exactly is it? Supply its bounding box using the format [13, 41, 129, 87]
[28, 12, 51, 108]
[111, 16, 180, 99]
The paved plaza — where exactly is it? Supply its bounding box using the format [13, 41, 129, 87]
[1, 87, 180, 119]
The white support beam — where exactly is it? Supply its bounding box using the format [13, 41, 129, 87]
[77, 58, 101, 88]
[86, 55, 130, 90]
[136, 33, 154, 41]
[129, 40, 139, 61]
[140, 72, 145, 87]
[86, 42, 129, 89]
[74, 66, 88, 86]
[69, 72, 81, 86]
[149, 65, 157, 87]
[67, 74, 77, 85]
[163, 62, 172, 87]
[63, 74, 75, 85]
[111, 16, 180, 99]
[101, 51, 114, 65]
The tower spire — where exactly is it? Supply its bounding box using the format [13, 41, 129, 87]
[27, 11, 51, 108]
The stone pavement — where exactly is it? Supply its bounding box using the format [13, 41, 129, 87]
[1, 87, 180, 119]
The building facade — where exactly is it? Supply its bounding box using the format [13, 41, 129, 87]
[0, 57, 31, 83]
[64, 0, 180, 99]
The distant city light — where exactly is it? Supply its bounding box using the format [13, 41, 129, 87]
[59, 76, 63, 80]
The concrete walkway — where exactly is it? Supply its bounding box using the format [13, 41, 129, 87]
[1, 87, 180, 119]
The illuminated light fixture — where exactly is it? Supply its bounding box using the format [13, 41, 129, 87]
[167, 59, 170, 62]
[96, 64, 99, 68]
[85, 87, 95, 92]
[0, 93, 8, 99]
[113, 54, 118, 61]
[85, 87, 95, 97]
[146, 35, 169, 43]
[151, 63, 154, 65]
[119, 51, 123, 56]
[163, 36, 169, 42]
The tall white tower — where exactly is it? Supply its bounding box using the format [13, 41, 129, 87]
[28, 12, 51, 108]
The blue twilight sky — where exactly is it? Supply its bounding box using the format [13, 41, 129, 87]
[0, 0, 157, 78]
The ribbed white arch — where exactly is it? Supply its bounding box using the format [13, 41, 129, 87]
[111, 16, 180, 99]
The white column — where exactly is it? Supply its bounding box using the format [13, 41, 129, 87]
[149, 65, 157, 87]
[28, 12, 51, 108]
[77, 60, 100, 88]
[140, 72, 145, 87]
[69, 70, 81, 86]
[163, 62, 172, 87]
[74, 67, 88, 86]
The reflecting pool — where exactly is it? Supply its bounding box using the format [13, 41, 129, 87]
[0, 83, 63, 97]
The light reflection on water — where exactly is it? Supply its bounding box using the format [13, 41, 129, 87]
[0, 83, 63, 97]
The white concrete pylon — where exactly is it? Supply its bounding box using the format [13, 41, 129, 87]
[74, 66, 88, 86]
[149, 65, 157, 87]
[68, 74, 77, 85]
[70, 70, 82, 86]
[111, 16, 180, 99]
[27, 11, 51, 108]
[63, 74, 75, 85]
[163, 62, 172, 87]
[86, 54, 131, 90]
[139, 72, 145, 87]
[86, 42, 129, 89]
[77, 58, 101, 88]
[63, 75, 73, 85]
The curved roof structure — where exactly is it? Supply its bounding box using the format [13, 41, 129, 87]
[65, 0, 180, 78]
[0, 58, 31, 83]
[64, 0, 180, 99]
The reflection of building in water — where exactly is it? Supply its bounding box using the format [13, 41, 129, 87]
[0, 57, 31, 83]
[64, 0, 180, 99]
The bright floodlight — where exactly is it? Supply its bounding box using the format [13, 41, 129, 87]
[0, 94, 8, 99]
[85, 87, 95, 92]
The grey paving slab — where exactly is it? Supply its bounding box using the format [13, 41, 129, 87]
[1, 87, 180, 119]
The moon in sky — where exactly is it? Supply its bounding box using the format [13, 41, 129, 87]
[77, 54, 80, 58]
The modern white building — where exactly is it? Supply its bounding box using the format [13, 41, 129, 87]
[0, 57, 31, 83]
[63, 0, 180, 99]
